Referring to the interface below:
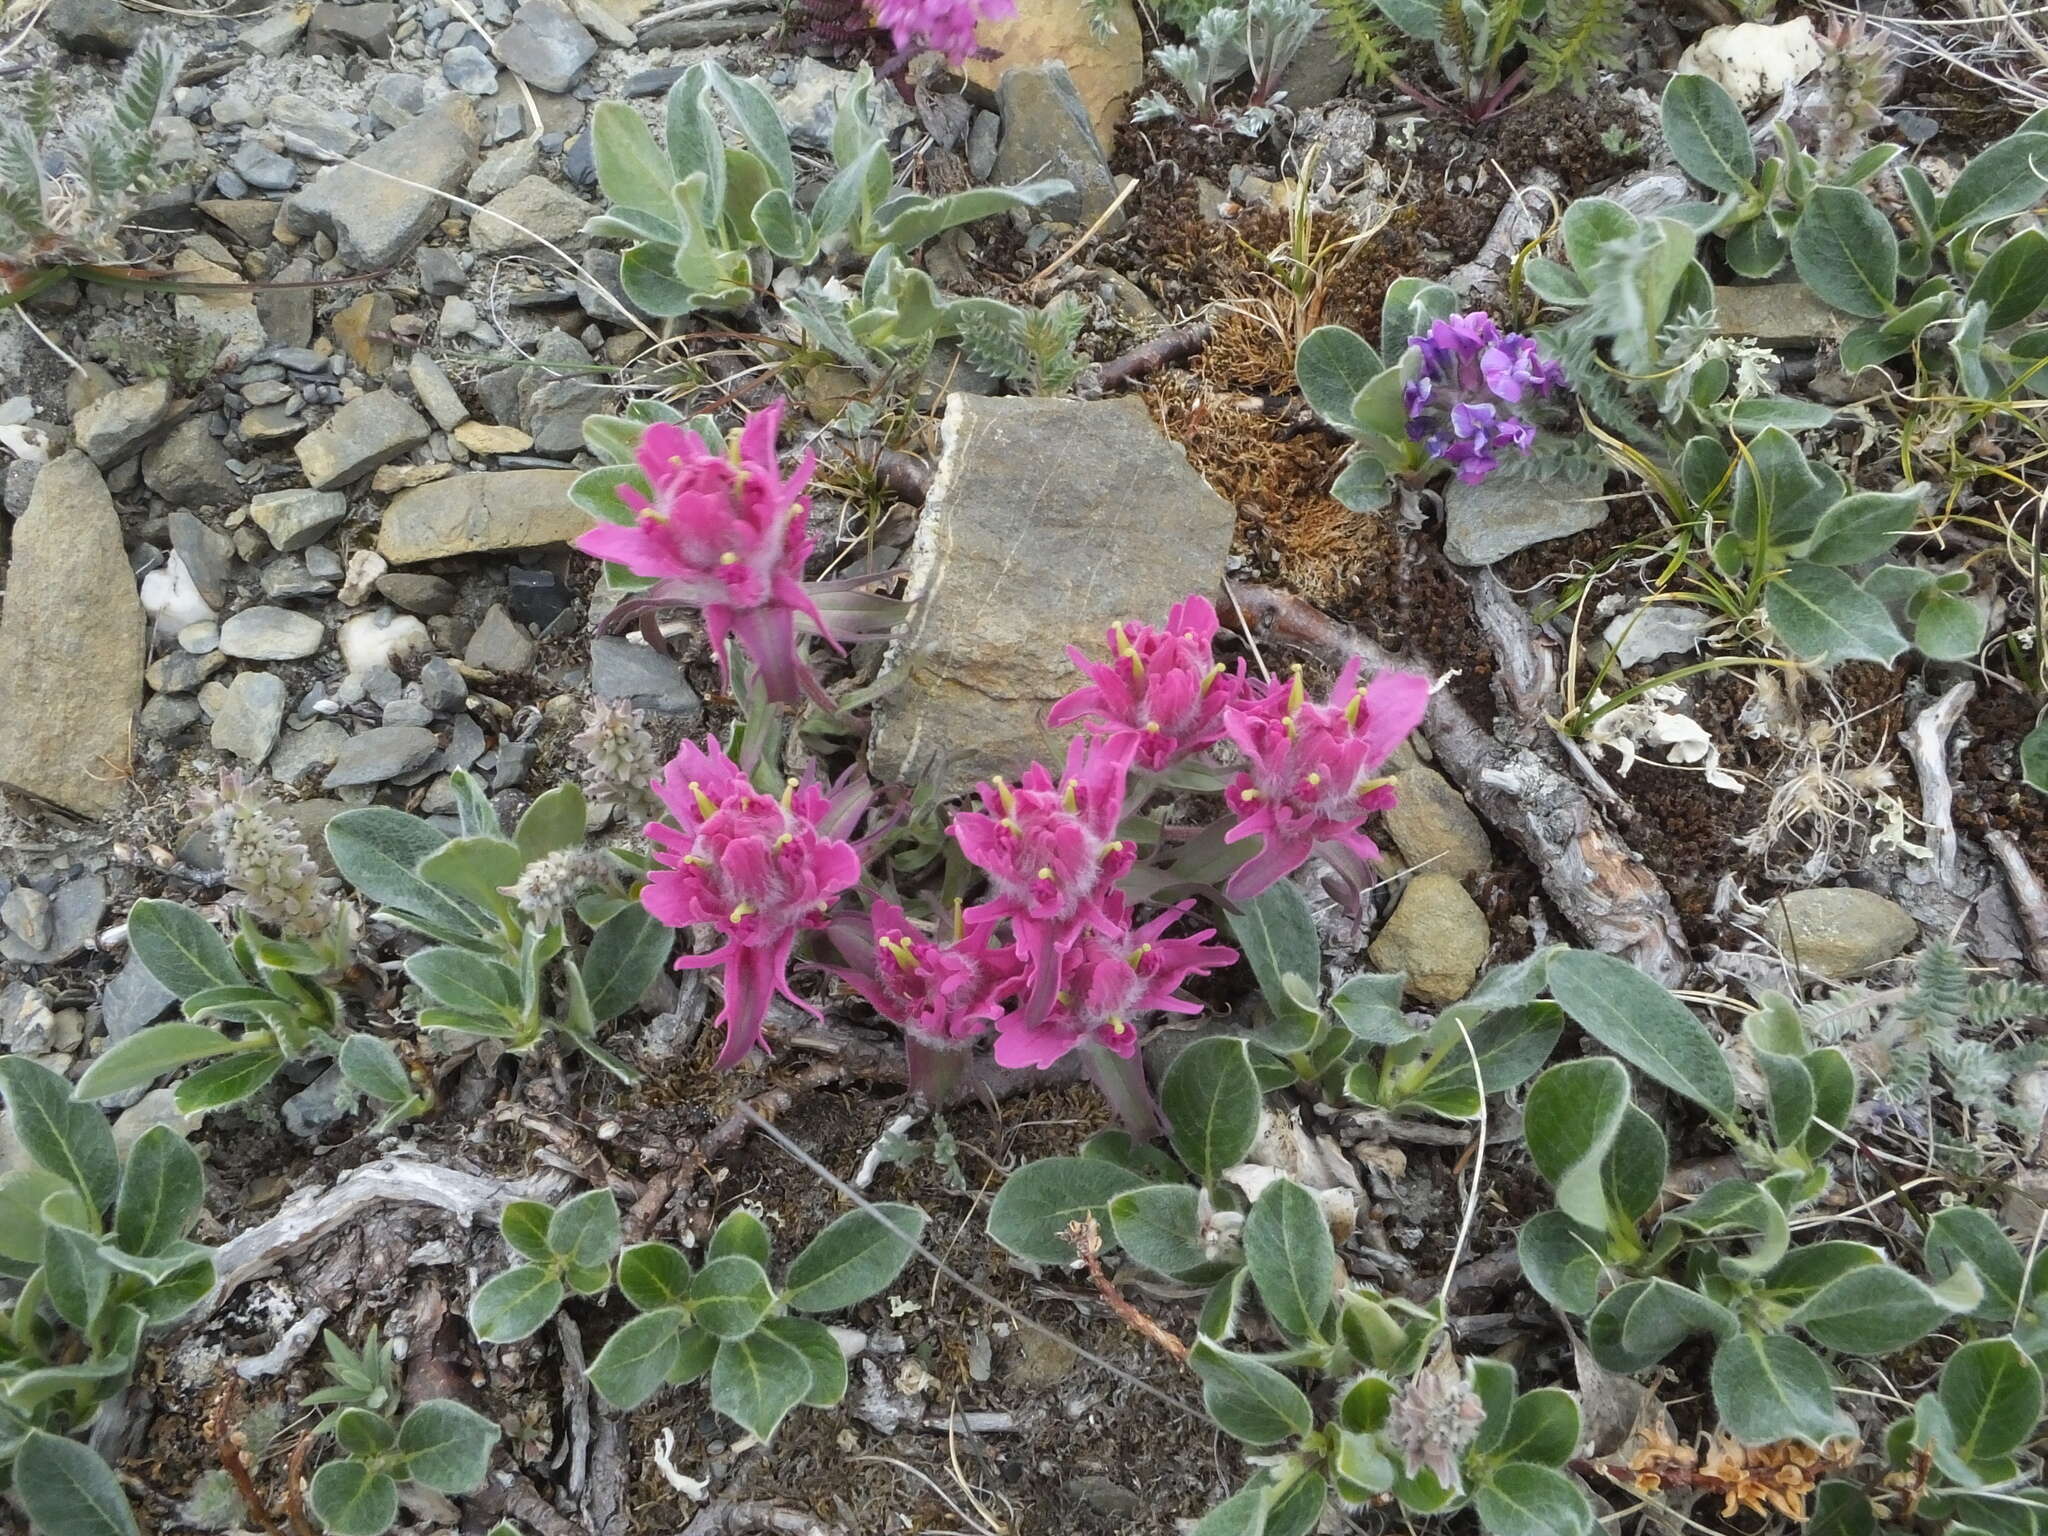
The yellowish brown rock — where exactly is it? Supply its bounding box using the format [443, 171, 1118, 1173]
[1368, 874, 1490, 1005]
[332, 292, 395, 374]
[962, 0, 1141, 147]
[452, 421, 535, 454]
[377, 469, 586, 563]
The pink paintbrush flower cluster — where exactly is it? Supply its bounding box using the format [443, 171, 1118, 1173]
[1222, 660, 1432, 899]
[830, 899, 1021, 1049]
[642, 738, 868, 1067]
[869, 0, 1013, 62]
[946, 734, 1235, 1069]
[627, 589, 1424, 1087]
[1047, 595, 1245, 773]
[573, 404, 839, 706]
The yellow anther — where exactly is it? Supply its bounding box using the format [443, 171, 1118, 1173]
[1062, 779, 1079, 813]
[1001, 816, 1020, 832]
[729, 902, 756, 922]
[1239, 788, 1261, 802]
[781, 776, 798, 810]
[1283, 714, 1297, 740]
[1306, 772, 1322, 787]
[1109, 1017, 1128, 1036]
[689, 781, 718, 819]
[1286, 665, 1305, 713]
[1145, 721, 1162, 733]
[719, 551, 740, 565]
[1105, 840, 1124, 855]
[1037, 867, 1054, 880]
[1345, 690, 1365, 727]
[1199, 661, 1226, 696]
[776, 832, 795, 847]
[993, 776, 1016, 815]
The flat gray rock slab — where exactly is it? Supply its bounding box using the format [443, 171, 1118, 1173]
[1441, 462, 1609, 567]
[282, 95, 481, 270]
[0, 454, 145, 817]
[871, 393, 1236, 798]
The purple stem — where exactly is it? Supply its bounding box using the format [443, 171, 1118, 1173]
[905, 1038, 970, 1108]
[1082, 1042, 1165, 1142]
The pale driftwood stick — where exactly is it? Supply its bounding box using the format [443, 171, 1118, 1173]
[1229, 581, 1691, 984]
[189, 1158, 575, 1332]
[1903, 680, 1975, 887]
[1987, 830, 2048, 980]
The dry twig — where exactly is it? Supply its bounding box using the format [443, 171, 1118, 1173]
[1062, 1215, 1189, 1365]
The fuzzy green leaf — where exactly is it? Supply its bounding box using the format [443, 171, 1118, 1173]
[1711, 1332, 1852, 1447]
[590, 1307, 687, 1408]
[987, 1158, 1144, 1264]
[1766, 564, 1909, 665]
[710, 1328, 813, 1440]
[1791, 188, 1899, 317]
[0, 1056, 118, 1210]
[782, 1203, 924, 1312]
[1189, 1337, 1314, 1446]
[75, 1024, 240, 1100]
[1662, 74, 1756, 195]
[1162, 1036, 1262, 1184]
[1244, 1178, 1336, 1344]
[396, 1399, 499, 1494]
[125, 899, 243, 1000]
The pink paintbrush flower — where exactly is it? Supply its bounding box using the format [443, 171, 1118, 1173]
[830, 898, 1022, 1048]
[642, 737, 866, 1067]
[869, 0, 1013, 62]
[949, 733, 1139, 1024]
[1047, 594, 1245, 773]
[1221, 660, 1431, 899]
[573, 403, 839, 706]
[991, 896, 1236, 1070]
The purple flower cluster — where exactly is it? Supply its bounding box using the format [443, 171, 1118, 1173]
[1403, 313, 1566, 485]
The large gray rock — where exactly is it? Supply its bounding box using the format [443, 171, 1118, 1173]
[376, 469, 584, 563]
[142, 417, 239, 506]
[1763, 888, 1918, 978]
[871, 394, 1236, 797]
[1441, 463, 1609, 567]
[496, 0, 596, 92]
[211, 671, 288, 763]
[325, 725, 440, 787]
[220, 606, 324, 660]
[992, 63, 1118, 229]
[470, 175, 592, 257]
[591, 635, 700, 717]
[282, 95, 482, 270]
[0, 455, 144, 817]
[250, 487, 349, 551]
[73, 379, 175, 466]
[295, 391, 431, 489]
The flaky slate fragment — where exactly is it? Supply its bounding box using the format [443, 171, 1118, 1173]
[871, 394, 1236, 798]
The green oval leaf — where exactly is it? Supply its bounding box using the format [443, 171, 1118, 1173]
[1662, 74, 1756, 195]
[112, 1124, 203, 1258]
[782, 1203, 925, 1313]
[1765, 564, 1910, 665]
[124, 899, 243, 1001]
[1710, 1332, 1852, 1447]
[709, 1328, 813, 1441]
[75, 1024, 240, 1100]
[468, 1264, 565, 1344]
[1939, 1338, 2044, 1463]
[1162, 1036, 1262, 1185]
[1243, 1177, 1336, 1345]
[396, 1399, 499, 1494]
[1547, 950, 1736, 1120]
[1791, 187, 1899, 317]
[16, 1429, 141, 1536]
[987, 1159, 1143, 1265]
[306, 1460, 400, 1536]
[1190, 1337, 1313, 1446]
[589, 1307, 687, 1409]
[0, 1056, 118, 1210]
[1295, 326, 1381, 427]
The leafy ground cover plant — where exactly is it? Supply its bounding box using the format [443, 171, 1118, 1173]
[74, 772, 669, 1115]
[0, 1058, 214, 1536]
[0, 32, 182, 304]
[1328, 0, 1632, 121]
[302, 1330, 500, 1536]
[1296, 283, 1575, 505]
[468, 1191, 923, 1443]
[585, 60, 1059, 321]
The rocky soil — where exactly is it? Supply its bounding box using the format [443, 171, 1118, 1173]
[0, 0, 2044, 1532]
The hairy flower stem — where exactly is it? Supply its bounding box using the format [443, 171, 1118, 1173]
[1081, 1042, 1164, 1141]
[905, 1038, 970, 1108]
[1064, 1215, 1188, 1363]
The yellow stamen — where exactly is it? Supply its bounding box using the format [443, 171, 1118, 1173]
[1283, 714, 1297, 740]
[781, 776, 798, 810]
[1037, 867, 1054, 880]
[689, 781, 717, 819]
[1062, 779, 1078, 813]
[1108, 1017, 1128, 1036]
[881, 936, 919, 970]
[1345, 690, 1365, 727]
[1145, 721, 1162, 733]
[776, 832, 794, 847]
[950, 899, 965, 943]
[993, 776, 1016, 816]
[1104, 840, 1125, 855]
[719, 551, 740, 565]
[1306, 772, 1322, 787]
[1126, 944, 1151, 969]
[680, 854, 710, 868]
[1286, 665, 1305, 714]
[1239, 788, 1260, 802]
[1199, 661, 1225, 696]
[1354, 774, 1396, 796]
[729, 902, 755, 922]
